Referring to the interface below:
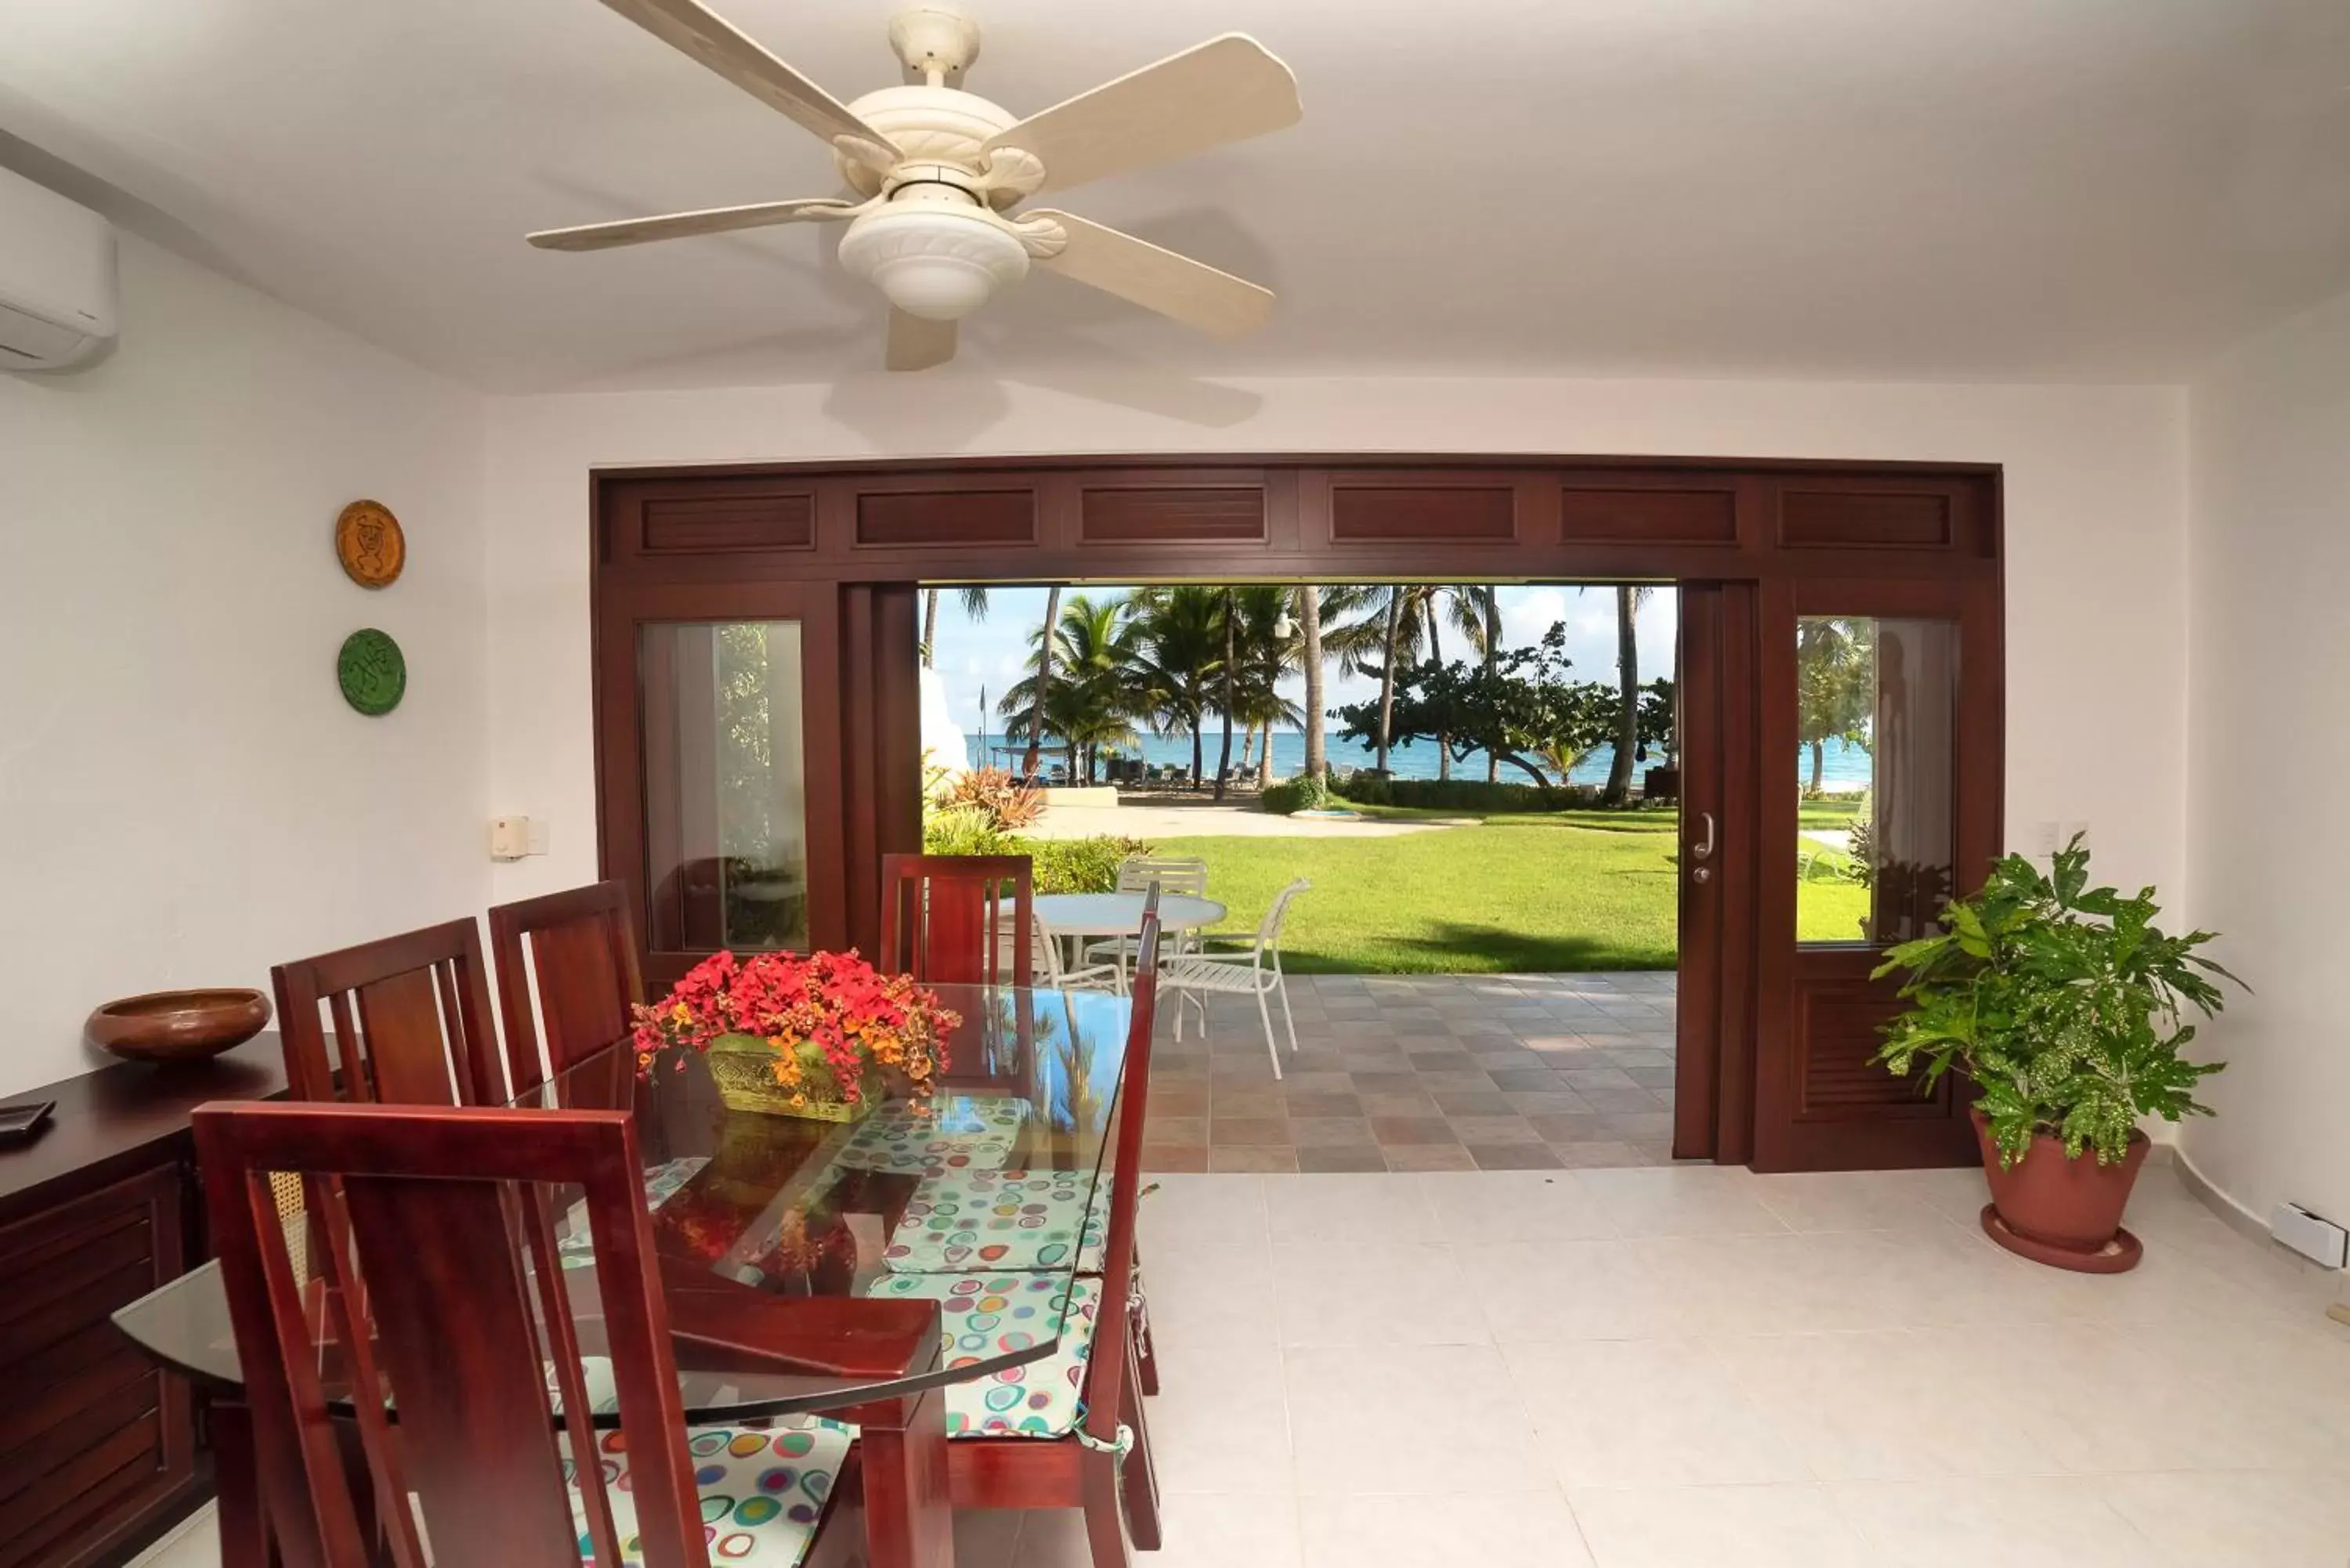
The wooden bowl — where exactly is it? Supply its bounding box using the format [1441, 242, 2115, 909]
[86, 988, 273, 1064]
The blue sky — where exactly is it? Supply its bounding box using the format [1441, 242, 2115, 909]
[926, 584, 1680, 735]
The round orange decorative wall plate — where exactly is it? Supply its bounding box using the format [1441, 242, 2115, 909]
[334, 499, 405, 588]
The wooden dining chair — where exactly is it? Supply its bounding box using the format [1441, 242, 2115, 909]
[878, 854, 1034, 988]
[273, 918, 508, 1107]
[487, 880, 646, 1095]
[864, 894, 1166, 1567]
[190, 1100, 875, 1568]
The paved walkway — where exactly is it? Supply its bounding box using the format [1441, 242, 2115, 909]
[1027, 800, 1456, 840]
[1144, 971, 1679, 1172]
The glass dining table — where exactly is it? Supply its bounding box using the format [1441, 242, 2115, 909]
[110, 981, 1136, 1568]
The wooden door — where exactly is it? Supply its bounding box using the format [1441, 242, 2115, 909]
[1672, 583, 1759, 1162]
[596, 580, 848, 986]
[1751, 576, 2003, 1170]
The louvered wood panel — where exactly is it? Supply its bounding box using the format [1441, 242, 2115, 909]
[1779, 489, 1953, 549]
[0, 1165, 189, 1568]
[1792, 974, 1951, 1119]
[1080, 486, 1266, 544]
[857, 488, 1035, 547]
[1329, 482, 1517, 542]
[1560, 485, 1738, 545]
[640, 493, 815, 554]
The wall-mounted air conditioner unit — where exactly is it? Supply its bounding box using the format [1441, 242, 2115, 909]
[0, 163, 118, 372]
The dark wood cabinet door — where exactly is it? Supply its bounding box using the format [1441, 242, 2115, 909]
[1750, 575, 2002, 1170]
[0, 1163, 194, 1568]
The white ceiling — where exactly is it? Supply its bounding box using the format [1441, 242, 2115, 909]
[5, 0, 2348, 393]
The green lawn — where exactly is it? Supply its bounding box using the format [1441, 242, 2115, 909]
[1149, 794, 1876, 974]
[1157, 811, 1681, 973]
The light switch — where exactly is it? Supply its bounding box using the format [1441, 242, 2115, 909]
[489, 815, 531, 862]
[527, 817, 551, 856]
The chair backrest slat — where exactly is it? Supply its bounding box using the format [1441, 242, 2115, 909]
[193, 1104, 713, 1568]
[487, 880, 647, 1095]
[1079, 887, 1160, 1448]
[879, 854, 1035, 988]
[274, 919, 506, 1107]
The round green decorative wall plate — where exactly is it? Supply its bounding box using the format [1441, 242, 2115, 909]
[338, 628, 406, 716]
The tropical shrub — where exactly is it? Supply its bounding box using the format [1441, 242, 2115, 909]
[922, 805, 1012, 858]
[938, 767, 1045, 830]
[1260, 772, 1333, 815]
[1872, 836, 2243, 1167]
[1334, 775, 1602, 813]
[1024, 835, 1152, 894]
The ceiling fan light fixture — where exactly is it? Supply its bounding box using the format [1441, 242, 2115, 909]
[836, 204, 1029, 322]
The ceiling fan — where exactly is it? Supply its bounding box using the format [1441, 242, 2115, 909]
[527, 0, 1302, 370]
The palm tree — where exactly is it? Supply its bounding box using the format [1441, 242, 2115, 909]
[1419, 586, 1496, 781]
[1798, 616, 1875, 793]
[998, 593, 1139, 782]
[1018, 584, 1062, 776]
[1227, 585, 1303, 787]
[1214, 586, 1239, 800]
[920, 586, 989, 670]
[1323, 586, 1429, 773]
[1127, 586, 1224, 789]
[1483, 591, 1503, 782]
[1582, 584, 1654, 804]
[1299, 584, 1327, 779]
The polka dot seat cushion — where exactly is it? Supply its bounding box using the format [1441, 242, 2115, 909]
[562, 1419, 851, 1566]
[834, 1100, 1028, 1176]
[862, 1272, 1101, 1437]
[881, 1170, 1108, 1275]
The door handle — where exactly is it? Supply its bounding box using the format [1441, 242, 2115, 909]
[1690, 811, 1716, 862]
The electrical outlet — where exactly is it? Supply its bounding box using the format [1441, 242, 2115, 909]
[2033, 820, 2061, 857]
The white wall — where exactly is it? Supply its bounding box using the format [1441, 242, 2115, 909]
[2181, 287, 2350, 1223]
[483, 374, 2189, 914]
[0, 234, 490, 1094]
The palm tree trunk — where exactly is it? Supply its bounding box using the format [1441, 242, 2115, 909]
[1300, 585, 1327, 779]
[1214, 588, 1237, 801]
[920, 589, 939, 670]
[1020, 585, 1061, 778]
[1484, 593, 1502, 783]
[1191, 717, 1204, 790]
[1428, 606, 1452, 781]
[1374, 589, 1402, 773]
[1603, 585, 1640, 806]
[1810, 739, 1825, 795]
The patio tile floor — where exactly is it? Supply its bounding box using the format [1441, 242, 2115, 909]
[1142, 972, 1679, 1173]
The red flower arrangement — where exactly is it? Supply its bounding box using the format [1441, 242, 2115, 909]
[631, 949, 958, 1115]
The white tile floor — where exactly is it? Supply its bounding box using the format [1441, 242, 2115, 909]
[135, 1165, 2350, 1568]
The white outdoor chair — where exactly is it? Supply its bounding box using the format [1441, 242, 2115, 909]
[1160, 878, 1309, 1078]
[1087, 855, 1212, 1026]
[1029, 909, 1125, 995]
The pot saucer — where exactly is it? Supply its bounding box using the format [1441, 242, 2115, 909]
[1981, 1204, 2143, 1274]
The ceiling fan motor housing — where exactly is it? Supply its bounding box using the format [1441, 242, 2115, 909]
[836, 87, 1018, 198]
[836, 193, 1030, 321]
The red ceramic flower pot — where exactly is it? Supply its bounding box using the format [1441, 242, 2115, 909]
[1970, 1107, 2149, 1274]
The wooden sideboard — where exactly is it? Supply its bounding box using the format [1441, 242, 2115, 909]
[0, 1040, 286, 1568]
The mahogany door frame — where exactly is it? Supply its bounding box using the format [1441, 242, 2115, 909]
[589, 453, 2005, 1169]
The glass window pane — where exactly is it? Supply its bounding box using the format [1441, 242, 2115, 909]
[639, 621, 809, 953]
[1795, 616, 1958, 946]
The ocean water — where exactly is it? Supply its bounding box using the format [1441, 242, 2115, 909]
[966, 731, 1875, 789]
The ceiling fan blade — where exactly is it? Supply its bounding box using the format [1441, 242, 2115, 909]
[983, 34, 1300, 198]
[595, 0, 901, 168]
[886, 309, 958, 372]
[528, 197, 860, 251]
[1024, 210, 1273, 338]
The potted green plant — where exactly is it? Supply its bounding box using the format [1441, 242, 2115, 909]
[1872, 836, 2243, 1273]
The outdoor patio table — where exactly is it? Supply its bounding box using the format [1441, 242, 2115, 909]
[110, 981, 1134, 1568]
[1033, 891, 1226, 989]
